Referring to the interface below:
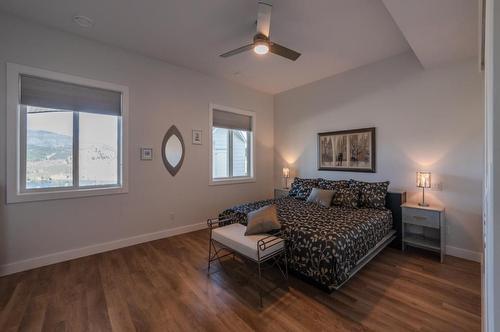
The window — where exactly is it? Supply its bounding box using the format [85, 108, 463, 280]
[6, 64, 128, 203]
[210, 104, 255, 184]
[25, 108, 74, 189]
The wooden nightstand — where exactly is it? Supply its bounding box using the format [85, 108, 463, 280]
[401, 203, 445, 263]
[274, 188, 290, 199]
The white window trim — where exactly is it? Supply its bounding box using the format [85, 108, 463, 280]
[6, 63, 129, 203]
[208, 103, 256, 186]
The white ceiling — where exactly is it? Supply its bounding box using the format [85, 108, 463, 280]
[382, 0, 479, 68]
[0, 0, 479, 94]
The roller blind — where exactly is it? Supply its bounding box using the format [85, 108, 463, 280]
[212, 109, 252, 131]
[20, 75, 122, 116]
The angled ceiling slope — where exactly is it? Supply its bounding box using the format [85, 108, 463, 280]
[0, 0, 410, 94]
[382, 0, 480, 68]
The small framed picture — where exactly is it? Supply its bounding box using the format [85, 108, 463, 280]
[140, 148, 153, 160]
[192, 130, 202, 145]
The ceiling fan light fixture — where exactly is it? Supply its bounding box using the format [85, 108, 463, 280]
[253, 41, 269, 55]
[219, 3, 301, 61]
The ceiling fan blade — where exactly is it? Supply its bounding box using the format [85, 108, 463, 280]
[270, 43, 301, 61]
[256, 1, 272, 38]
[219, 44, 254, 58]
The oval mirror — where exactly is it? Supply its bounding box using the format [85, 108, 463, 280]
[162, 125, 185, 176]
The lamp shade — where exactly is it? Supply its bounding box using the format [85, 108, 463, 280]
[416, 171, 431, 188]
[282, 167, 290, 178]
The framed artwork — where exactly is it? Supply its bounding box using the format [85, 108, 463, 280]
[318, 127, 376, 172]
[140, 147, 153, 160]
[192, 129, 202, 145]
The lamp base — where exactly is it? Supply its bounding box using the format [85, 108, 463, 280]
[418, 187, 429, 207]
[283, 177, 289, 190]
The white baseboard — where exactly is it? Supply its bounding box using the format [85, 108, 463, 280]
[0, 222, 206, 277]
[446, 245, 482, 262]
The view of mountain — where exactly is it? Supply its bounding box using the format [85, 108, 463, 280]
[26, 129, 117, 188]
[27, 129, 72, 161]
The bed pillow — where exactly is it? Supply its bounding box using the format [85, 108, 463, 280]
[306, 188, 335, 207]
[331, 187, 359, 209]
[317, 179, 350, 191]
[245, 205, 281, 235]
[288, 178, 320, 200]
[350, 180, 390, 209]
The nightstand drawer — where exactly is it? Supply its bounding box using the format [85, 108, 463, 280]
[402, 208, 440, 229]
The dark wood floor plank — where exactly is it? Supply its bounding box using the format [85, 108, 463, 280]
[0, 229, 482, 331]
[0, 275, 35, 331]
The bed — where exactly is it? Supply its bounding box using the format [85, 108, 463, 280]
[219, 189, 405, 291]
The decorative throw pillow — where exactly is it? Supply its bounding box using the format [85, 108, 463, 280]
[349, 180, 363, 197]
[350, 180, 390, 209]
[318, 179, 350, 191]
[287, 178, 302, 197]
[331, 187, 359, 209]
[245, 205, 281, 235]
[288, 178, 320, 200]
[306, 188, 335, 207]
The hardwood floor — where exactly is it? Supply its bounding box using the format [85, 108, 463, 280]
[0, 229, 481, 331]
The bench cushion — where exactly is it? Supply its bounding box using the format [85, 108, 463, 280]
[212, 223, 284, 261]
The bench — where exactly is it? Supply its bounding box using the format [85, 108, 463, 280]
[207, 215, 288, 307]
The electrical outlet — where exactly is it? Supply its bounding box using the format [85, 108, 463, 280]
[431, 182, 443, 191]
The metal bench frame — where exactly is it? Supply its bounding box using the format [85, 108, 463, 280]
[207, 215, 288, 307]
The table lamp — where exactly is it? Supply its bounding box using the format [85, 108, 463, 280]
[283, 167, 290, 189]
[416, 171, 431, 207]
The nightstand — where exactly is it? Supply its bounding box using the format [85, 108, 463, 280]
[401, 203, 445, 263]
[274, 188, 290, 199]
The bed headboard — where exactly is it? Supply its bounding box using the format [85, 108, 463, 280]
[385, 191, 406, 249]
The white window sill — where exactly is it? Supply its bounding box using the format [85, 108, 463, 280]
[7, 186, 128, 204]
[209, 177, 256, 186]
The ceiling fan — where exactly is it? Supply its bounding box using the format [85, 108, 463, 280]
[220, 1, 301, 61]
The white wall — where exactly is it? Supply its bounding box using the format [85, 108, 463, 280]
[274, 52, 484, 258]
[0, 14, 274, 274]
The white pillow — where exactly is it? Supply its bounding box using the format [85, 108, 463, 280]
[245, 205, 281, 235]
[306, 188, 334, 207]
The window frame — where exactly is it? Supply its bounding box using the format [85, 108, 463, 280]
[209, 103, 256, 185]
[6, 63, 129, 203]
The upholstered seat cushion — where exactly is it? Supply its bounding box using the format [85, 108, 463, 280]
[212, 223, 284, 261]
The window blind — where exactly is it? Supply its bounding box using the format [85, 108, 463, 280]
[212, 109, 252, 131]
[20, 75, 121, 116]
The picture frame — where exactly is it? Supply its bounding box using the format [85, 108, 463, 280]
[318, 127, 376, 172]
[140, 147, 153, 160]
[192, 129, 202, 145]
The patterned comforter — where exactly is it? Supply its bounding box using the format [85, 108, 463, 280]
[220, 196, 393, 290]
